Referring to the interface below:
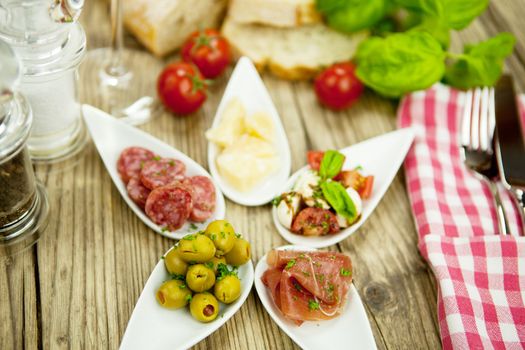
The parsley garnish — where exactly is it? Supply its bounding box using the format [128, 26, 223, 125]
[216, 263, 238, 281]
[301, 271, 311, 277]
[210, 233, 217, 241]
[153, 156, 161, 161]
[189, 223, 198, 230]
[185, 294, 192, 302]
[171, 274, 185, 281]
[183, 234, 196, 241]
[235, 233, 241, 238]
[285, 259, 296, 270]
[179, 284, 186, 289]
[293, 281, 302, 292]
[204, 261, 214, 269]
[340, 268, 351, 277]
[308, 299, 320, 311]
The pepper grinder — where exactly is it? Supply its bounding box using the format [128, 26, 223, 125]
[0, 0, 87, 162]
[0, 39, 49, 256]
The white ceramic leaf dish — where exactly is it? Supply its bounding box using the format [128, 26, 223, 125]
[207, 56, 291, 207]
[82, 104, 226, 240]
[120, 247, 254, 350]
[272, 128, 415, 248]
[254, 245, 377, 350]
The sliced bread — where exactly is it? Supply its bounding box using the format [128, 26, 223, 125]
[123, 0, 228, 57]
[221, 18, 368, 80]
[227, 0, 321, 27]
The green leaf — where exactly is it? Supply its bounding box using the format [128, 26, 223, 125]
[441, 0, 489, 30]
[445, 33, 515, 89]
[394, 0, 443, 17]
[356, 31, 446, 97]
[317, 0, 387, 33]
[410, 16, 450, 48]
[320, 181, 357, 222]
[319, 150, 345, 180]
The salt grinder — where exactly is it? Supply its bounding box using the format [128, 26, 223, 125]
[0, 0, 87, 162]
[0, 39, 49, 256]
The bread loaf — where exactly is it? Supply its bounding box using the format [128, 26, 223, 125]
[123, 0, 228, 57]
[228, 0, 321, 27]
[222, 18, 368, 80]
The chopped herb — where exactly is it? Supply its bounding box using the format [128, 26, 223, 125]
[185, 294, 192, 302]
[183, 234, 196, 241]
[217, 263, 238, 281]
[188, 260, 197, 265]
[235, 233, 241, 238]
[293, 281, 302, 292]
[153, 156, 161, 161]
[179, 284, 186, 289]
[192, 243, 197, 252]
[326, 283, 335, 293]
[329, 255, 336, 260]
[210, 233, 217, 241]
[169, 160, 175, 166]
[340, 268, 351, 277]
[161, 227, 169, 233]
[324, 214, 330, 220]
[171, 274, 185, 281]
[224, 222, 230, 227]
[292, 295, 298, 301]
[189, 223, 198, 230]
[160, 256, 165, 260]
[314, 201, 323, 208]
[316, 274, 325, 283]
[271, 195, 282, 206]
[321, 221, 329, 229]
[205, 261, 214, 269]
[285, 259, 296, 270]
[301, 271, 311, 277]
[353, 165, 363, 171]
[308, 299, 320, 311]
[220, 231, 226, 239]
[140, 161, 145, 169]
[298, 253, 306, 259]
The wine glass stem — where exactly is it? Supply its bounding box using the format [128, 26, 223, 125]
[107, 0, 127, 77]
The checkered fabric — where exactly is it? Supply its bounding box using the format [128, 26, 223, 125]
[397, 83, 525, 349]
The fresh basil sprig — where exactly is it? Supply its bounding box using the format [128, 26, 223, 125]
[320, 181, 357, 222]
[317, 0, 388, 33]
[319, 150, 345, 180]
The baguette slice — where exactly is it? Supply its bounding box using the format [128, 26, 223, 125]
[123, 0, 228, 57]
[222, 19, 368, 80]
[228, 0, 321, 27]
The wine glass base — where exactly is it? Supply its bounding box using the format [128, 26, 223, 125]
[79, 47, 163, 126]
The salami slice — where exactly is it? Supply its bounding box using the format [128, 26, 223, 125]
[117, 147, 157, 184]
[126, 176, 151, 209]
[140, 158, 186, 190]
[145, 185, 192, 231]
[188, 176, 216, 222]
[291, 208, 340, 236]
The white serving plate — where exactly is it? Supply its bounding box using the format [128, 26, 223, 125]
[207, 56, 291, 206]
[120, 247, 254, 350]
[254, 245, 377, 350]
[82, 104, 226, 240]
[273, 128, 415, 248]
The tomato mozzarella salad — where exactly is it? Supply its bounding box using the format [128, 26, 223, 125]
[273, 150, 373, 236]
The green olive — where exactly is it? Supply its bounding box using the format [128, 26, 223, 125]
[214, 275, 241, 304]
[164, 247, 188, 276]
[178, 234, 216, 263]
[204, 220, 236, 256]
[186, 264, 216, 292]
[190, 293, 219, 323]
[206, 256, 226, 274]
[155, 280, 192, 309]
[224, 238, 251, 266]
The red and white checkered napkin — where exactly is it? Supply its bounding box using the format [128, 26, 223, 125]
[397, 83, 525, 349]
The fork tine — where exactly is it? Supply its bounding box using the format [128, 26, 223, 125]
[479, 87, 490, 151]
[471, 88, 482, 150]
[461, 90, 473, 147]
[488, 87, 496, 153]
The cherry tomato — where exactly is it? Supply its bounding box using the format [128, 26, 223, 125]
[307, 151, 324, 171]
[157, 62, 207, 116]
[181, 29, 231, 79]
[314, 62, 364, 110]
[358, 176, 374, 199]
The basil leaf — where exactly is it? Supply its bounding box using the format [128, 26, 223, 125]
[394, 0, 443, 17]
[441, 0, 489, 30]
[319, 150, 345, 180]
[356, 31, 446, 97]
[445, 33, 515, 89]
[410, 16, 450, 48]
[321, 181, 357, 222]
[316, 0, 387, 33]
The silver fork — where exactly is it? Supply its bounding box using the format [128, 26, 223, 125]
[461, 87, 510, 235]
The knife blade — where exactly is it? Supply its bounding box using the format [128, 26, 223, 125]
[494, 75, 525, 231]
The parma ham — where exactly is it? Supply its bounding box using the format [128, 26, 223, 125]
[262, 250, 352, 325]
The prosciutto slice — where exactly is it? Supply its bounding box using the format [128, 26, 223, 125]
[262, 250, 352, 325]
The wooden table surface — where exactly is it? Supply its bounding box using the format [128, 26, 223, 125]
[2, 1, 525, 349]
